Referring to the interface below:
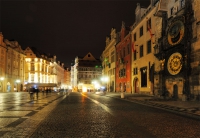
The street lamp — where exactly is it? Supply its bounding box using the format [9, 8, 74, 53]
[0, 77, 4, 92]
[92, 80, 100, 91]
[101, 76, 109, 92]
[16, 79, 20, 92]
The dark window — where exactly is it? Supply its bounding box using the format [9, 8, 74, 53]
[133, 67, 138, 75]
[133, 50, 137, 60]
[147, 40, 151, 54]
[146, 18, 151, 31]
[140, 26, 143, 37]
[119, 68, 126, 77]
[134, 33, 137, 41]
[136, 67, 138, 74]
[119, 70, 121, 77]
[140, 45, 143, 57]
[141, 67, 147, 87]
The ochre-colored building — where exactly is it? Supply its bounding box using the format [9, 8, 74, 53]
[101, 28, 117, 92]
[130, 2, 161, 95]
[0, 33, 8, 92]
[0, 33, 26, 92]
[4, 39, 26, 92]
[24, 47, 58, 91]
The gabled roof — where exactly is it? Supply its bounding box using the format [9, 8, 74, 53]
[29, 47, 42, 58]
[82, 52, 96, 61]
[25, 46, 54, 60]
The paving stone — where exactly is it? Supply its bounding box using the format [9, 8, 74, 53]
[0, 118, 19, 128]
[0, 111, 31, 117]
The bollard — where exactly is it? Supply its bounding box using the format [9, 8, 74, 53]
[182, 94, 186, 101]
[121, 92, 124, 98]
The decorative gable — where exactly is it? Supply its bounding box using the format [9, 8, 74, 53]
[82, 52, 96, 61]
[24, 47, 36, 57]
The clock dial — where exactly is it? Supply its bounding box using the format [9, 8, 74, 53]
[167, 52, 182, 75]
[168, 20, 184, 46]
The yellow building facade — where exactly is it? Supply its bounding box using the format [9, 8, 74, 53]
[0, 33, 7, 92]
[101, 28, 117, 92]
[130, 2, 161, 94]
[24, 47, 58, 91]
[0, 33, 26, 92]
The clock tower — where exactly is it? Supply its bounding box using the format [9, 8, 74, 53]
[164, 16, 185, 77]
[154, 0, 193, 100]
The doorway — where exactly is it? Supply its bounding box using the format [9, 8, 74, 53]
[133, 78, 139, 93]
[173, 84, 178, 100]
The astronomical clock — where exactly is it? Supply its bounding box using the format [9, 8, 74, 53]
[153, 1, 193, 98]
[164, 17, 185, 76]
[167, 52, 183, 75]
[167, 20, 185, 46]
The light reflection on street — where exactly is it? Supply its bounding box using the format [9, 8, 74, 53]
[81, 93, 115, 116]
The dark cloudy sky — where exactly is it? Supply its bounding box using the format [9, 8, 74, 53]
[0, 0, 150, 67]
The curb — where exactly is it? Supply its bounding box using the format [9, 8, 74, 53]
[105, 93, 200, 120]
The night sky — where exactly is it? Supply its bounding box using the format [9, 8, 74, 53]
[0, 0, 150, 67]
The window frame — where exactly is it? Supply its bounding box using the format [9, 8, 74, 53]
[147, 40, 151, 54]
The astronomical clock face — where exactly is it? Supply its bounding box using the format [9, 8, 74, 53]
[168, 20, 185, 46]
[167, 52, 182, 75]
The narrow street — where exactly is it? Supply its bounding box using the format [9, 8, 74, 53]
[0, 92, 200, 137]
[29, 92, 200, 138]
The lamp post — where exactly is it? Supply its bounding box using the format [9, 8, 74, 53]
[16, 79, 20, 92]
[0, 77, 4, 92]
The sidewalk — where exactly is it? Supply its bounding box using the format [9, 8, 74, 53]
[105, 92, 200, 119]
[0, 92, 68, 137]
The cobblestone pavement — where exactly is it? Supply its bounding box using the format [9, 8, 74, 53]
[104, 92, 200, 119]
[30, 92, 200, 138]
[1, 92, 200, 138]
[0, 92, 67, 138]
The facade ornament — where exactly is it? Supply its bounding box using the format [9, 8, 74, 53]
[160, 59, 165, 70]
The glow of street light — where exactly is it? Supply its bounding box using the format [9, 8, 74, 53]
[16, 80, 20, 83]
[101, 76, 109, 82]
[0, 77, 4, 81]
